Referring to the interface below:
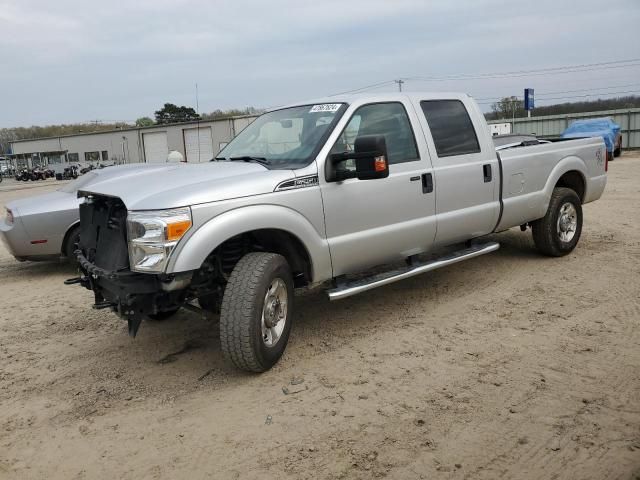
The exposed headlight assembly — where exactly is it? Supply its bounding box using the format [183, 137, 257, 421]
[126, 207, 192, 273]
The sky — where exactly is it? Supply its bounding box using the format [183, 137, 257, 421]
[1, 0, 640, 128]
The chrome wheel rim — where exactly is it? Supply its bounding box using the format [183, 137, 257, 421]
[557, 202, 578, 243]
[261, 278, 288, 347]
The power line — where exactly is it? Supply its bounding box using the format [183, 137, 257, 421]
[476, 89, 640, 105]
[326, 80, 397, 97]
[403, 58, 640, 82]
[474, 82, 640, 102]
[324, 58, 640, 98]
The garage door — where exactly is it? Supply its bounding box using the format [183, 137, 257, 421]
[184, 127, 214, 162]
[143, 132, 168, 163]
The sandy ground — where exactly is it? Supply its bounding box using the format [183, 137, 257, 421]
[0, 155, 639, 480]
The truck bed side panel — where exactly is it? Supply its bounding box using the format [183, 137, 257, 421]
[496, 137, 606, 231]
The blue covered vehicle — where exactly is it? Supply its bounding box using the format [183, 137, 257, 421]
[561, 117, 622, 160]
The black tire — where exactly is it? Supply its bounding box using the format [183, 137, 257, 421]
[614, 147, 621, 158]
[148, 308, 180, 321]
[63, 225, 81, 262]
[220, 252, 293, 372]
[532, 187, 582, 257]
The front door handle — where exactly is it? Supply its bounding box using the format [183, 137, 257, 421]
[421, 173, 433, 194]
[483, 164, 492, 183]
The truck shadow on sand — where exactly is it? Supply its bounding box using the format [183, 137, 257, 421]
[137, 229, 548, 377]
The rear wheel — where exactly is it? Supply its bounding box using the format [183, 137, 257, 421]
[220, 252, 293, 372]
[532, 187, 582, 257]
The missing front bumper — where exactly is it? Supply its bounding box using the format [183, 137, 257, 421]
[72, 251, 190, 336]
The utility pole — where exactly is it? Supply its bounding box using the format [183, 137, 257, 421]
[195, 83, 199, 115]
[394, 79, 405, 92]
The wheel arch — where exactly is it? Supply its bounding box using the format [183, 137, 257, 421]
[167, 205, 332, 284]
[60, 221, 80, 256]
[555, 170, 586, 203]
[543, 157, 587, 206]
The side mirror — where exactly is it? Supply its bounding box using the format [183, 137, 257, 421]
[326, 134, 389, 182]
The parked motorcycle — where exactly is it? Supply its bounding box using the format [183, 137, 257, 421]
[61, 165, 79, 180]
[29, 168, 47, 181]
[15, 169, 30, 181]
[80, 164, 96, 175]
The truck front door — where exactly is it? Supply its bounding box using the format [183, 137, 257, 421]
[320, 101, 437, 277]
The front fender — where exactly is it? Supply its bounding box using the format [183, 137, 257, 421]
[167, 204, 332, 283]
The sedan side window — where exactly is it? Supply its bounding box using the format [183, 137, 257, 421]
[330, 102, 420, 167]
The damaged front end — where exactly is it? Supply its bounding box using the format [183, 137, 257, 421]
[67, 194, 191, 336]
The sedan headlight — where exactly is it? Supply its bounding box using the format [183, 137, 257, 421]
[126, 207, 192, 273]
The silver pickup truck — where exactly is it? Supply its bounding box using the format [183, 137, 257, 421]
[71, 93, 607, 372]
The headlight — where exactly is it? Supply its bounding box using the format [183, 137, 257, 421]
[126, 207, 192, 273]
[5, 208, 13, 225]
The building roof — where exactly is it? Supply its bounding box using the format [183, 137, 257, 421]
[10, 114, 257, 144]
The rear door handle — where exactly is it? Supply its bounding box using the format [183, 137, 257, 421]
[483, 164, 492, 183]
[421, 173, 433, 194]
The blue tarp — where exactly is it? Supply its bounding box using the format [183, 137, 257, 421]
[561, 118, 620, 153]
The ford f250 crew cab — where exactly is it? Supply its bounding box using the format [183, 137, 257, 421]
[70, 92, 607, 372]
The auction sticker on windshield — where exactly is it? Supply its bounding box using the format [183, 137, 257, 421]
[309, 104, 341, 113]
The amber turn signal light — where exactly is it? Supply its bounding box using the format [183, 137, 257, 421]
[166, 220, 192, 241]
[374, 155, 387, 172]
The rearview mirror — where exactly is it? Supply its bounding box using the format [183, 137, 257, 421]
[326, 134, 389, 182]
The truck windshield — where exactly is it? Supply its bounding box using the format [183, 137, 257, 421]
[216, 103, 347, 169]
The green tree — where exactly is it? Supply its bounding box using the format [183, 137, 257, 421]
[135, 116, 154, 127]
[201, 106, 264, 121]
[154, 103, 201, 124]
[491, 96, 525, 120]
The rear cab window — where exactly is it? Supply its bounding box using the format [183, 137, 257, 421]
[420, 100, 480, 157]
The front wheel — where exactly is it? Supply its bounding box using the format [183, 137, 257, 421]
[220, 252, 293, 372]
[532, 187, 583, 257]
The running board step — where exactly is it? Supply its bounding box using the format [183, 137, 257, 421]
[327, 242, 500, 301]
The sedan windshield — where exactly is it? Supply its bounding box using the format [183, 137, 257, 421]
[216, 103, 346, 169]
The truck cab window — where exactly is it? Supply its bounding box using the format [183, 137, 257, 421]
[420, 100, 481, 157]
[330, 102, 419, 167]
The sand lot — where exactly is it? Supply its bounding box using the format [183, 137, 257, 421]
[1, 154, 639, 479]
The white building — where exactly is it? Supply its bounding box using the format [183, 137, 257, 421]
[9, 115, 257, 170]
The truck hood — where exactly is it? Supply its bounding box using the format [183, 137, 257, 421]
[80, 161, 295, 210]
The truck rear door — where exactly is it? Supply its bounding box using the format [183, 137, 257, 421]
[413, 96, 500, 246]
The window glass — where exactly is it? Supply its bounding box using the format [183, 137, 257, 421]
[420, 100, 480, 157]
[217, 104, 346, 169]
[331, 102, 419, 166]
[84, 151, 100, 162]
[68, 153, 79, 162]
[101, 150, 108, 161]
